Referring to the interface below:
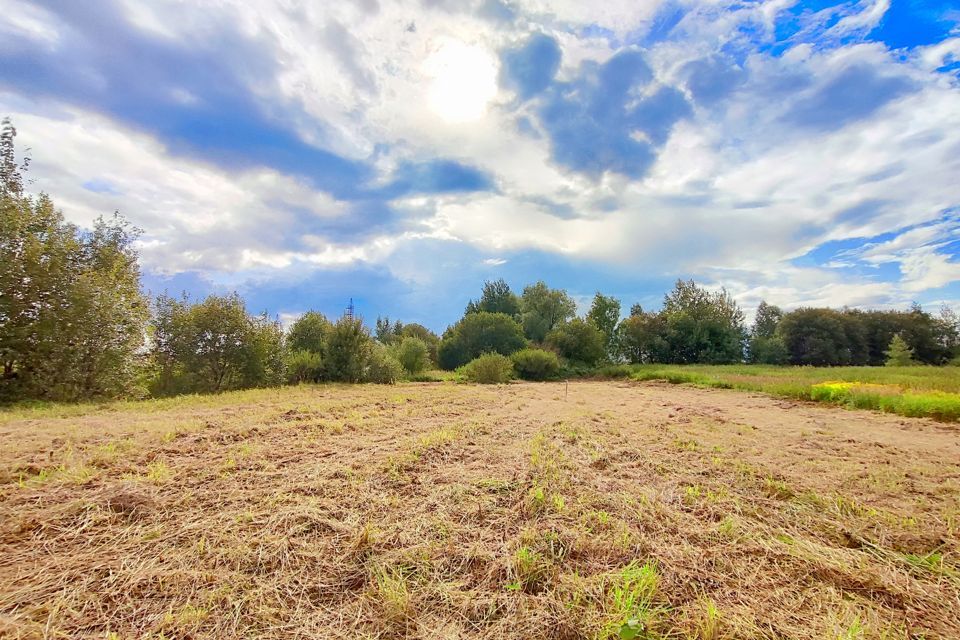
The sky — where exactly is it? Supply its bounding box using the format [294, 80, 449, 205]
[1, 0, 959, 331]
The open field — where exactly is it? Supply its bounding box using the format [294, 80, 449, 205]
[1, 381, 959, 639]
[618, 365, 960, 422]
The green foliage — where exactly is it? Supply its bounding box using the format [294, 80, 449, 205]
[616, 311, 668, 364]
[364, 343, 403, 384]
[587, 292, 621, 357]
[660, 279, 746, 364]
[510, 348, 561, 380]
[603, 561, 661, 640]
[748, 304, 786, 364]
[752, 300, 783, 338]
[465, 278, 521, 317]
[325, 316, 371, 382]
[546, 318, 607, 366]
[519, 281, 577, 342]
[287, 311, 332, 354]
[885, 334, 916, 366]
[779, 308, 866, 366]
[374, 316, 404, 345]
[748, 335, 788, 364]
[1, 141, 149, 402]
[458, 353, 515, 383]
[778, 305, 954, 366]
[398, 323, 440, 365]
[285, 349, 324, 384]
[150, 293, 284, 395]
[438, 312, 526, 370]
[394, 336, 429, 375]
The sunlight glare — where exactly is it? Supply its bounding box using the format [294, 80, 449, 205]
[424, 40, 498, 123]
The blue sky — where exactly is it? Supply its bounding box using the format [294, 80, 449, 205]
[1, 0, 959, 330]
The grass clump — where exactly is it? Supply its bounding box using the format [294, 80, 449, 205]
[511, 348, 561, 381]
[370, 564, 412, 624]
[695, 599, 722, 640]
[507, 545, 553, 593]
[601, 561, 662, 639]
[459, 352, 515, 384]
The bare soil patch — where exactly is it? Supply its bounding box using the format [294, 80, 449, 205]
[1, 382, 957, 638]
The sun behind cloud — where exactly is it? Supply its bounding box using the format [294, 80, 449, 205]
[424, 39, 499, 123]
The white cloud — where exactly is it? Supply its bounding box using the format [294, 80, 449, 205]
[2, 0, 958, 314]
[831, 0, 891, 36]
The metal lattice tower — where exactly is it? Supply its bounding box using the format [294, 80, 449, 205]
[345, 298, 355, 321]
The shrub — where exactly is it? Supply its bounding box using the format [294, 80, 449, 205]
[364, 343, 403, 384]
[437, 312, 527, 370]
[511, 348, 560, 381]
[394, 336, 429, 375]
[546, 318, 606, 366]
[459, 353, 514, 384]
[285, 349, 324, 384]
[325, 317, 370, 382]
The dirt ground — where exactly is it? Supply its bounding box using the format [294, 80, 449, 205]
[1, 381, 958, 639]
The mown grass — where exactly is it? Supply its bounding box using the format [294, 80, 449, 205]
[604, 364, 960, 422]
[1, 381, 957, 638]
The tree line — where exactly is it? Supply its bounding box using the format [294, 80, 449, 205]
[2, 118, 959, 402]
[433, 277, 959, 372]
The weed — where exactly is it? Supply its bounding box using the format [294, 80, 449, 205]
[683, 484, 702, 506]
[717, 516, 737, 538]
[902, 551, 947, 575]
[763, 477, 794, 500]
[371, 564, 411, 623]
[507, 546, 551, 593]
[602, 561, 662, 640]
[146, 460, 172, 483]
[835, 617, 865, 640]
[695, 599, 722, 640]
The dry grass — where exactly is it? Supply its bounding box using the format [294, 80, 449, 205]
[1, 381, 958, 639]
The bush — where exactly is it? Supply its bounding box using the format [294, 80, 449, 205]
[395, 336, 430, 375]
[459, 353, 514, 384]
[285, 349, 324, 384]
[364, 344, 403, 384]
[325, 317, 370, 382]
[510, 348, 560, 381]
[546, 318, 606, 366]
[438, 312, 527, 370]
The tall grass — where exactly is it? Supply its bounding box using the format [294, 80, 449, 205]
[618, 364, 960, 422]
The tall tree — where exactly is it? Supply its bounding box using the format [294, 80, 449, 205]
[325, 316, 371, 382]
[1, 121, 148, 401]
[748, 301, 787, 364]
[586, 292, 621, 359]
[660, 280, 746, 364]
[519, 281, 577, 342]
[289, 311, 333, 354]
[752, 301, 783, 338]
[616, 311, 668, 364]
[465, 278, 521, 317]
